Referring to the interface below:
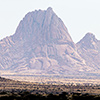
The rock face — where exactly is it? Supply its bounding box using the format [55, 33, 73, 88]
[77, 33, 100, 70]
[0, 7, 89, 75]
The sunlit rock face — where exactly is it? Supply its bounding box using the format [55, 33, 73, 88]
[77, 33, 100, 69]
[0, 7, 89, 75]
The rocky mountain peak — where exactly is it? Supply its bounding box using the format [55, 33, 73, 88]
[77, 33, 100, 70]
[12, 7, 73, 47]
[84, 33, 96, 41]
[77, 32, 98, 49]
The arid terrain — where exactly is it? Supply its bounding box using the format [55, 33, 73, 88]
[0, 77, 100, 100]
[1, 76, 100, 95]
[2, 74, 100, 85]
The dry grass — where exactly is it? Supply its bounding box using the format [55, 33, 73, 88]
[2, 75, 100, 85]
[1, 76, 100, 95]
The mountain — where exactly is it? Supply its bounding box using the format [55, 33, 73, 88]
[0, 7, 88, 75]
[77, 33, 100, 70]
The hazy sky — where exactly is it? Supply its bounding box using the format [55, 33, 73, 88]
[0, 0, 100, 43]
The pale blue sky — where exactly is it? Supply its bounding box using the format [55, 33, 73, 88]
[0, 0, 100, 42]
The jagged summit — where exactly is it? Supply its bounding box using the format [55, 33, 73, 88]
[78, 33, 97, 42]
[77, 33, 98, 49]
[13, 7, 72, 45]
[82, 33, 97, 41]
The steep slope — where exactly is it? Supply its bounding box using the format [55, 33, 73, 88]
[77, 33, 100, 69]
[0, 7, 88, 75]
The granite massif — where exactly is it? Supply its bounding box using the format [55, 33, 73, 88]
[0, 7, 100, 77]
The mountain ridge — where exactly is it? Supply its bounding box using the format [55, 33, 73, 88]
[0, 7, 99, 77]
